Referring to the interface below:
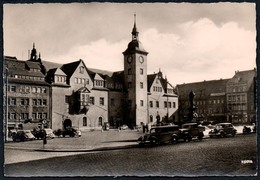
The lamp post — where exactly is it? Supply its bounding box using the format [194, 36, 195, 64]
[5, 67, 9, 142]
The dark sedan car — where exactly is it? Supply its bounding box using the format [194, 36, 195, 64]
[137, 125, 180, 146]
[62, 127, 81, 137]
[209, 123, 237, 138]
[12, 130, 35, 142]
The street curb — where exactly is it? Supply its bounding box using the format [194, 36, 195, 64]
[34, 144, 139, 152]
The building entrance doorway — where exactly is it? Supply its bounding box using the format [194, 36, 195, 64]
[63, 119, 72, 129]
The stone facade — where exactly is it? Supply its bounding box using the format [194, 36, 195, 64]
[177, 69, 256, 124]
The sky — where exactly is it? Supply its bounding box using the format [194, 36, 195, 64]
[3, 2, 256, 86]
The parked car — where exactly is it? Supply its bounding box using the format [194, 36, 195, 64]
[62, 127, 81, 137]
[44, 128, 55, 139]
[32, 128, 55, 139]
[137, 125, 180, 146]
[12, 130, 35, 142]
[179, 123, 205, 142]
[209, 123, 237, 138]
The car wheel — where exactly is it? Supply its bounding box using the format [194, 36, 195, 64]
[198, 132, 204, 140]
[171, 136, 178, 144]
[184, 134, 192, 142]
[150, 138, 157, 146]
[209, 135, 213, 138]
[231, 132, 236, 137]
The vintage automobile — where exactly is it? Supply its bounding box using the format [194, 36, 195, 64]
[179, 123, 205, 142]
[209, 123, 237, 138]
[62, 127, 81, 137]
[137, 125, 180, 146]
[32, 128, 55, 139]
[12, 130, 35, 142]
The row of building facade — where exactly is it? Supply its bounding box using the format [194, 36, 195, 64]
[3, 19, 256, 132]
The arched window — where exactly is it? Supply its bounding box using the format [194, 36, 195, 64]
[83, 117, 87, 126]
[98, 117, 103, 126]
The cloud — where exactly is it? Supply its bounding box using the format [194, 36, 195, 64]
[47, 39, 128, 71]
[46, 18, 255, 86]
[141, 18, 256, 85]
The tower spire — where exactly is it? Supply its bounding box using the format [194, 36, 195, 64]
[132, 13, 139, 40]
[30, 42, 37, 60]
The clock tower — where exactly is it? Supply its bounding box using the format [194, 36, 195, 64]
[123, 14, 148, 126]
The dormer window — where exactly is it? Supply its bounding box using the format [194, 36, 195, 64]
[79, 66, 84, 74]
[95, 80, 104, 87]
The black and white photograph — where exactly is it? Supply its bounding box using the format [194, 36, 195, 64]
[2, 2, 258, 177]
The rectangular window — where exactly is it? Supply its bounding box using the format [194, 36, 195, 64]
[140, 82, 143, 89]
[37, 113, 42, 119]
[10, 113, 16, 120]
[25, 86, 30, 93]
[37, 87, 41, 93]
[164, 101, 167, 108]
[42, 88, 47, 93]
[150, 101, 153, 108]
[75, 77, 78, 84]
[140, 68, 143, 75]
[21, 98, 29, 106]
[38, 99, 42, 106]
[173, 102, 176, 108]
[42, 113, 47, 119]
[156, 101, 159, 108]
[32, 87, 36, 93]
[9, 98, 16, 105]
[21, 113, 29, 120]
[168, 102, 171, 108]
[10, 85, 16, 92]
[140, 100, 144, 106]
[32, 113, 36, 119]
[90, 97, 95, 105]
[33, 99, 37, 106]
[100, 97, 104, 106]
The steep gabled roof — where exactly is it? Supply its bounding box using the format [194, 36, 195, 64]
[60, 60, 81, 79]
[147, 74, 157, 91]
[41, 60, 62, 71]
[25, 61, 41, 69]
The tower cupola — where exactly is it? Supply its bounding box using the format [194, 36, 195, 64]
[123, 14, 148, 55]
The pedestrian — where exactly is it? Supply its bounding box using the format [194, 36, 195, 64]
[156, 112, 160, 126]
[43, 130, 47, 149]
[142, 124, 145, 133]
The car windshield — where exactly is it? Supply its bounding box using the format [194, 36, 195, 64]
[24, 131, 31, 134]
[216, 125, 223, 129]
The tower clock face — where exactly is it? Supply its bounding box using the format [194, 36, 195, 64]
[139, 56, 144, 63]
[127, 56, 133, 64]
